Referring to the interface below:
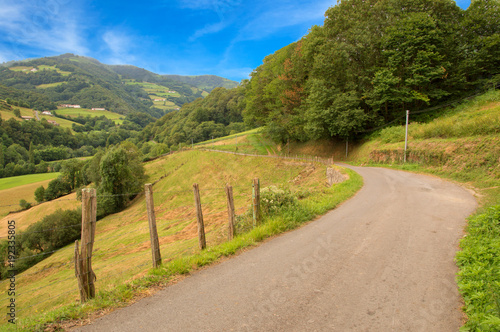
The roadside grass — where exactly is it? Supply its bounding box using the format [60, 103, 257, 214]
[456, 206, 500, 332]
[1, 150, 361, 331]
[0, 173, 61, 219]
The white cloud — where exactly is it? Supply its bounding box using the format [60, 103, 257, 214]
[102, 29, 140, 64]
[0, 0, 88, 59]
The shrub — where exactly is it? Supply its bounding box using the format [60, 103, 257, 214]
[260, 185, 296, 215]
[19, 199, 32, 210]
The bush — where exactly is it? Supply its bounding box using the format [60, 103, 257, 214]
[260, 185, 296, 215]
[19, 199, 32, 210]
[34, 185, 45, 203]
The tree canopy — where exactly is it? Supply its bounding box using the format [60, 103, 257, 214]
[241, 0, 499, 142]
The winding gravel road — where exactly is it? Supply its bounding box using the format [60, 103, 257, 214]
[74, 165, 477, 332]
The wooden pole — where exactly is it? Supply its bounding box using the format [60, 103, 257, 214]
[225, 184, 235, 241]
[145, 183, 162, 268]
[252, 178, 261, 227]
[193, 183, 206, 250]
[76, 188, 96, 303]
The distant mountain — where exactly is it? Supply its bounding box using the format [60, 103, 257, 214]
[0, 54, 238, 118]
[162, 75, 239, 92]
[108, 65, 239, 92]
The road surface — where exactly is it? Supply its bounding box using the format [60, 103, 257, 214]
[74, 165, 476, 331]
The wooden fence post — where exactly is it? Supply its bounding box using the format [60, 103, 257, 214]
[225, 184, 235, 241]
[75, 188, 96, 303]
[193, 183, 206, 250]
[145, 183, 162, 268]
[252, 178, 261, 227]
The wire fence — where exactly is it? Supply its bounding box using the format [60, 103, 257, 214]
[0, 167, 286, 326]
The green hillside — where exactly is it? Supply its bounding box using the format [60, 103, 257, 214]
[162, 74, 239, 92]
[0, 149, 361, 330]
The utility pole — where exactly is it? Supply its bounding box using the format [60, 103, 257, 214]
[404, 110, 410, 163]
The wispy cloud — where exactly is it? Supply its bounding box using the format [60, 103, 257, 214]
[235, 0, 330, 42]
[178, 0, 242, 17]
[102, 30, 135, 64]
[189, 21, 231, 41]
[0, 0, 88, 57]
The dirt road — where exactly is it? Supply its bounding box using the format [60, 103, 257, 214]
[74, 166, 477, 331]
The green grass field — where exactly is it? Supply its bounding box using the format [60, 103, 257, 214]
[56, 107, 125, 124]
[1, 149, 361, 331]
[124, 81, 185, 111]
[8, 65, 71, 76]
[35, 82, 65, 89]
[0, 173, 61, 219]
[0, 104, 81, 130]
[8, 66, 32, 72]
[0, 173, 61, 191]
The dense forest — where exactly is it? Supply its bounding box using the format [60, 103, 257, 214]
[242, 0, 499, 142]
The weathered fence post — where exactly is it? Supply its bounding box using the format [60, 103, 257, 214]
[225, 184, 235, 240]
[75, 188, 96, 303]
[193, 183, 206, 250]
[145, 183, 162, 268]
[252, 178, 261, 227]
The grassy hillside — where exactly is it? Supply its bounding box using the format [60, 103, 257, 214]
[0, 193, 79, 237]
[124, 81, 181, 112]
[0, 149, 361, 330]
[0, 102, 81, 130]
[0, 173, 61, 218]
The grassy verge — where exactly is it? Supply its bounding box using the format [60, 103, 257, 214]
[4, 150, 361, 331]
[456, 206, 500, 331]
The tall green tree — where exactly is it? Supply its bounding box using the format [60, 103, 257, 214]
[98, 142, 146, 215]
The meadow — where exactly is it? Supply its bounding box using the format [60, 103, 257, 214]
[55, 108, 125, 125]
[0, 173, 61, 219]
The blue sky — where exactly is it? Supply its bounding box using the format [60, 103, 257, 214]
[0, 0, 471, 82]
